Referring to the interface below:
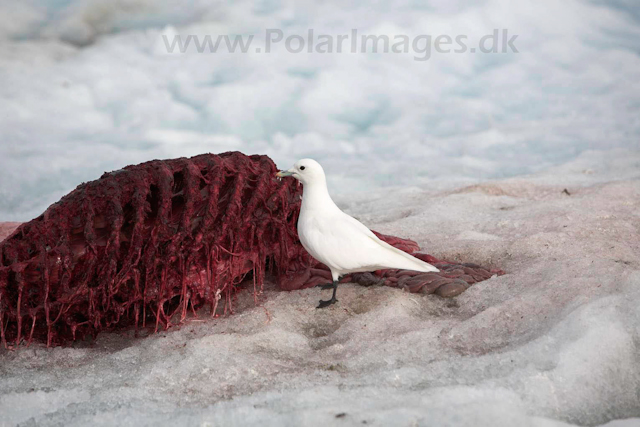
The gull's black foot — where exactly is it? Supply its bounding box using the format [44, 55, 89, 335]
[317, 298, 338, 309]
[316, 283, 334, 290]
[316, 280, 339, 309]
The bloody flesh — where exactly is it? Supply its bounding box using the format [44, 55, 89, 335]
[0, 152, 503, 347]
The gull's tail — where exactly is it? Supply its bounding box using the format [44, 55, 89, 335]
[374, 236, 440, 273]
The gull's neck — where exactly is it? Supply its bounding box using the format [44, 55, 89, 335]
[301, 177, 340, 214]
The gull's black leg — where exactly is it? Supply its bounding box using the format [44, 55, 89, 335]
[315, 283, 334, 290]
[317, 281, 339, 308]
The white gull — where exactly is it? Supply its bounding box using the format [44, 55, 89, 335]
[277, 158, 438, 308]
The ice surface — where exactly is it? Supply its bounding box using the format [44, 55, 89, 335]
[1, 0, 639, 424]
[1, 149, 639, 426]
[1, 0, 640, 220]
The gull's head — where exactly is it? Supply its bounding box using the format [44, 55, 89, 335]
[276, 158, 325, 186]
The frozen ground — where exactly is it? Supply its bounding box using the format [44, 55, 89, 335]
[1, 0, 640, 220]
[1, 149, 639, 427]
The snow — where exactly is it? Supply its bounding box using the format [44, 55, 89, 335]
[1, 0, 640, 425]
[1, 0, 639, 220]
[1, 149, 639, 426]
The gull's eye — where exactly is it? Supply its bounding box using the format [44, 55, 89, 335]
[299, 166, 306, 171]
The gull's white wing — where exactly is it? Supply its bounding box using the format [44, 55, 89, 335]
[299, 210, 439, 274]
